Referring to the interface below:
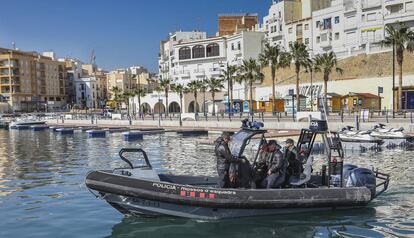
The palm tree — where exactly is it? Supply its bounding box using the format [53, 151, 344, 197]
[206, 77, 224, 116]
[121, 91, 134, 116]
[133, 88, 146, 117]
[237, 58, 264, 115]
[259, 43, 290, 115]
[288, 41, 310, 112]
[159, 79, 171, 116]
[186, 80, 202, 115]
[314, 52, 343, 113]
[200, 79, 208, 116]
[382, 22, 414, 110]
[171, 84, 186, 126]
[220, 63, 238, 114]
[111, 86, 123, 111]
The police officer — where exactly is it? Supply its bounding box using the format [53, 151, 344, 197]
[284, 138, 302, 183]
[214, 132, 232, 188]
[261, 140, 286, 188]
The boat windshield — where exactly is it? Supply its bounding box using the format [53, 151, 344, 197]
[230, 129, 266, 157]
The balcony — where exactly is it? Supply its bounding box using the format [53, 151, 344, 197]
[178, 70, 190, 78]
[193, 69, 206, 77]
[361, 0, 381, 9]
[0, 60, 19, 68]
[1, 79, 10, 84]
[384, 0, 405, 7]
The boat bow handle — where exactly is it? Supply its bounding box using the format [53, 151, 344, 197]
[119, 148, 152, 169]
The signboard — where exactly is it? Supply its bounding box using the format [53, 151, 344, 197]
[243, 101, 249, 112]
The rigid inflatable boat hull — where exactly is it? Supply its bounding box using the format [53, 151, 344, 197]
[86, 170, 372, 219]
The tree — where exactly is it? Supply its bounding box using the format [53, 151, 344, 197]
[133, 88, 146, 117]
[288, 41, 310, 112]
[111, 86, 123, 111]
[159, 79, 171, 115]
[259, 43, 290, 115]
[205, 77, 224, 116]
[382, 22, 414, 110]
[171, 84, 186, 126]
[220, 63, 238, 114]
[186, 80, 203, 115]
[314, 52, 343, 113]
[121, 91, 134, 116]
[237, 58, 264, 114]
[200, 79, 208, 116]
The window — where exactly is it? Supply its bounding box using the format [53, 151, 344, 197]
[335, 32, 340, 40]
[361, 14, 366, 22]
[316, 21, 320, 28]
[334, 16, 340, 24]
[278, 11, 281, 18]
[288, 27, 292, 33]
[206, 43, 219, 57]
[305, 38, 310, 44]
[231, 43, 235, 50]
[237, 41, 241, 50]
[179, 47, 191, 60]
[407, 1, 414, 11]
[321, 33, 327, 42]
[316, 36, 321, 43]
[192, 45, 205, 58]
[279, 24, 282, 31]
[323, 18, 332, 29]
[304, 24, 309, 30]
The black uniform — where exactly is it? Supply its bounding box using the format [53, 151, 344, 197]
[261, 149, 286, 188]
[285, 146, 302, 181]
[214, 137, 232, 188]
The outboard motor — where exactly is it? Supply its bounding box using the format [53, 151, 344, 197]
[348, 168, 376, 198]
[343, 164, 358, 186]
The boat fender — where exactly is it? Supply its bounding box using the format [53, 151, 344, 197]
[348, 168, 376, 198]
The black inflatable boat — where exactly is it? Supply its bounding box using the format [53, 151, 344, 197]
[85, 120, 390, 220]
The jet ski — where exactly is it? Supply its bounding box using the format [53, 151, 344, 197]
[85, 120, 390, 220]
[370, 123, 414, 148]
[338, 126, 383, 151]
[371, 123, 408, 139]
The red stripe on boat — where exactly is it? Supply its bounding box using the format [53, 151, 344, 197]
[209, 193, 215, 199]
[199, 192, 205, 198]
[180, 191, 186, 197]
[190, 192, 196, 197]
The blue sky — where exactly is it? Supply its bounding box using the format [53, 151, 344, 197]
[0, 0, 270, 72]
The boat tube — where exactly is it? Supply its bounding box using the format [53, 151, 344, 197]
[85, 120, 390, 220]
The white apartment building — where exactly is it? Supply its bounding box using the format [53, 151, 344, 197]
[261, 0, 414, 58]
[75, 76, 99, 109]
[158, 31, 206, 82]
[161, 31, 264, 98]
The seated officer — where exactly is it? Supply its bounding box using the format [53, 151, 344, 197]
[254, 141, 271, 186]
[284, 138, 302, 183]
[260, 140, 286, 189]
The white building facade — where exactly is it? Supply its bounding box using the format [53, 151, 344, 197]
[261, 0, 414, 58]
[75, 76, 100, 109]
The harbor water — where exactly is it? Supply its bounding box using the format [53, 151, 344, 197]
[0, 129, 413, 238]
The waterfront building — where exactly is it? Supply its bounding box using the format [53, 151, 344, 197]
[75, 76, 99, 109]
[0, 48, 67, 112]
[261, 0, 414, 57]
[106, 69, 132, 99]
[64, 58, 83, 106]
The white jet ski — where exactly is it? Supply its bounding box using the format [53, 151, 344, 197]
[338, 126, 383, 151]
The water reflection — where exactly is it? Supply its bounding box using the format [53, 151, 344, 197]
[0, 129, 413, 238]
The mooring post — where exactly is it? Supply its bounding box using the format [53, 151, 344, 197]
[355, 114, 359, 131]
